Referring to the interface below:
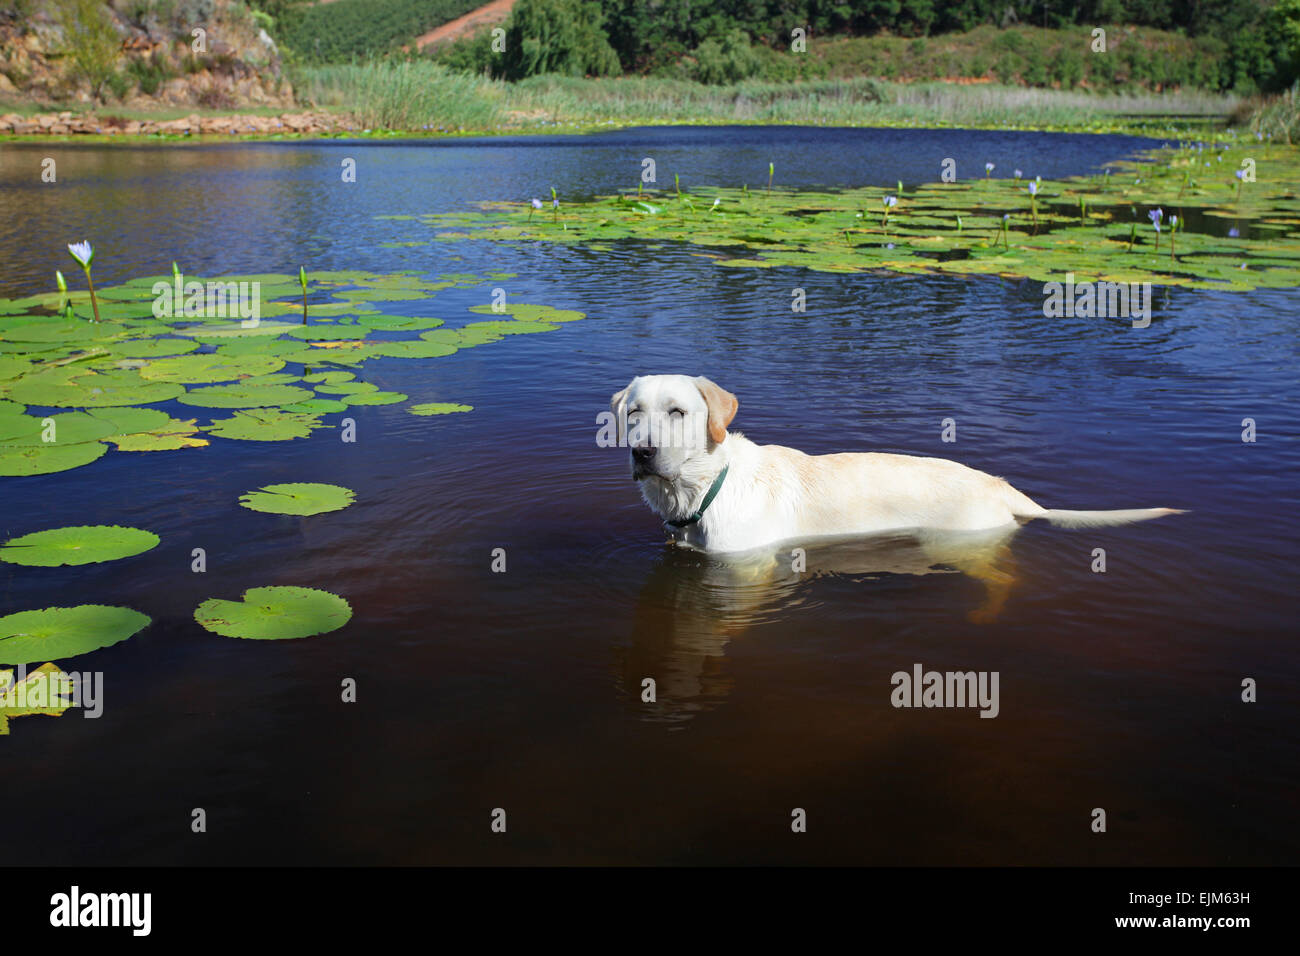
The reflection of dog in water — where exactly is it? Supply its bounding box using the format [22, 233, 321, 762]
[619, 526, 1022, 722]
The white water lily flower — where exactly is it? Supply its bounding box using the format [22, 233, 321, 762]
[883, 195, 897, 207]
[531, 198, 543, 209]
[1028, 182, 1038, 196]
[985, 163, 994, 172]
[67, 241, 93, 267]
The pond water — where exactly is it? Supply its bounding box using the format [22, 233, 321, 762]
[1, 127, 1296, 865]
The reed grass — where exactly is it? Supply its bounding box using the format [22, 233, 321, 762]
[293, 60, 1241, 136]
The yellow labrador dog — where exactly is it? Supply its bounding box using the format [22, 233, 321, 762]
[610, 374, 1183, 555]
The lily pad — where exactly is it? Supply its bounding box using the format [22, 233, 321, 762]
[468, 303, 585, 323]
[106, 416, 208, 451]
[0, 525, 160, 567]
[239, 482, 356, 516]
[281, 398, 349, 415]
[409, 402, 473, 416]
[139, 353, 285, 384]
[0, 356, 34, 380]
[286, 325, 370, 342]
[6, 369, 185, 408]
[0, 663, 76, 735]
[194, 586, 351, 640]
[302, 371, 355, 384]
[0, 441, 107, 476]
[314, 380, 378, 395]
[177, 383, 313, 408]
[370, 340, 458, 359]
[361, 315, 445, 331]
[109, 338, 200, 358]
[87, 407, 171, 434]
[341, 390, 407, 406]
[0, 411, 116, 446]
[0, 605, 151, 665]
[204, 408, 324, 441]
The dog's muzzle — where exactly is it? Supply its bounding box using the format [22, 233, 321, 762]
[631, 446, 656, 480]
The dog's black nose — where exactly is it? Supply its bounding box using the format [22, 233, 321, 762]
[632, 446, 656, 461]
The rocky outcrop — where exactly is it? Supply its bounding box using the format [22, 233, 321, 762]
[0, 108, 352, 135]
[0, 0, 294, 109]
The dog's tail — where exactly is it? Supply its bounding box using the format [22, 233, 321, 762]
[1031, 507, 1186, 528]
[999, 484, 1185, 528]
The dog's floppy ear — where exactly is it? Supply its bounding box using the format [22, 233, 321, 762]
[610, 382, 631, 444]
[693, 376, 738, 444]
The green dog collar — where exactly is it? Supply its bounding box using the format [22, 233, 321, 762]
[665, 464, 729, 529]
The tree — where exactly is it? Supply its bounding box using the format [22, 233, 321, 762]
[1272, 0, 1300, 85]
[499, 0, 622, 80]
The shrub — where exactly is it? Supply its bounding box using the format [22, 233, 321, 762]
[993, 52, 1021, 84]
[435, 29, 496, 75]
[1051, 47, 1085, 89]
[692, 29, 762, 85]
[1021, 46, 1048, 86]
[127, 57, 169, 95]
[56, 0, 122, 100]
[105, 70, 131, 101]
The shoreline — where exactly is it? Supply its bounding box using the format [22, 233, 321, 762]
[0, 75, 1244, 143]
[0, 112, 1226, 144]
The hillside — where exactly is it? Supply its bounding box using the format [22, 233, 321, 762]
[272, 0, 484, 62]
[0, 0, 293, 108]
[414, 0, 515, 52]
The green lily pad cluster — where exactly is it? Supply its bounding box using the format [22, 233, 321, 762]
[0, 266, 565, 734]
[0, 484, 359, 733]
[420, 141, 1300, 292]
[0, 268, 575, 477]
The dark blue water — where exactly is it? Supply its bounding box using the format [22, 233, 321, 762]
[1, 127, 1296, 865]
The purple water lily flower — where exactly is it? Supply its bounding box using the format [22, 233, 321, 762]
[67, 241, 93, 268]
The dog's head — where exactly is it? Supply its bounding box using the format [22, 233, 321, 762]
[609, 374, 738, 483]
